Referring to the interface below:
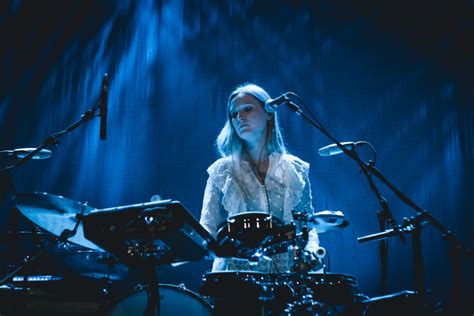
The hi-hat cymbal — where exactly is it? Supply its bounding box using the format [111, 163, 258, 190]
[13, 192, 103, 251]
[307, 210, 349, 233]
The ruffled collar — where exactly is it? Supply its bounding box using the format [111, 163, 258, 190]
[207, 153, 309, 220]
[239, 152, 281, 185]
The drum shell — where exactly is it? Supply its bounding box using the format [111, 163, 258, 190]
[277, 273, 359, 305]
[201, 271, 274, 301]
[107, 283, 212, 316]
[201, 271, 277, 315]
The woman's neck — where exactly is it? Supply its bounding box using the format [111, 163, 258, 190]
[243, 143, 270, 185]
[244, 141, 268, 164]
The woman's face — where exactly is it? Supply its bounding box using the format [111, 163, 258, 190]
[229, 93, 270, 146]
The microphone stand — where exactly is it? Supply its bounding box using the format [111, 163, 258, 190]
[284, 101, 403, 294]
[281, 99, 472, 304]
[0, 97, 102, 175]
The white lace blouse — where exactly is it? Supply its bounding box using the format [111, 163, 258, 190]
[200, 153, 319, 273]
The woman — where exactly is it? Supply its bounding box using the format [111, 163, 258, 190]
[200, 83, 320, 274]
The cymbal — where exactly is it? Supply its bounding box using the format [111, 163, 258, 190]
[13, 192, 103, 251]
[307, 210, 349, 233]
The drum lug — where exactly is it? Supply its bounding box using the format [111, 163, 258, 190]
[178, 283, 187, 290]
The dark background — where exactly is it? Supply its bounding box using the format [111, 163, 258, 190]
[1, 0, 473, 312]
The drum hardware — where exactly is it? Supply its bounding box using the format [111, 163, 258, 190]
[202, 209, 364, 315]
[82, 200, 218, 315]
[290, 214, 363, 314]
[290, 210, 326, 274]
[283, 296, 326, 315]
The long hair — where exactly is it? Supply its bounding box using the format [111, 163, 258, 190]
[216, 83, 286, 158]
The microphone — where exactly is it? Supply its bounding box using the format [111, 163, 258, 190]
[264, 93, 289, 113]
[318, 141, 364, 156]
[0, 148, 52, 160]
[100, 73, 108, 140]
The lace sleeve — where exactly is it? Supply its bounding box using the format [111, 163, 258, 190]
[199, 175, 227, 237]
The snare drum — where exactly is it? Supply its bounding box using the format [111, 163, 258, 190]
[107, 283, 212, 315]
[216, 212, 284, 258]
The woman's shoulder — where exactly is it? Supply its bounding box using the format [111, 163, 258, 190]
[207, 156, 233, 175]
[280, 153, 310, 170]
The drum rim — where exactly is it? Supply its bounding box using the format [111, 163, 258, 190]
[217, 212, 283, 229]
[204, 270, 270, 276]
[278, 272, 356, 278]
[274, 272, 358, 288]
[216, 212, 284, 244]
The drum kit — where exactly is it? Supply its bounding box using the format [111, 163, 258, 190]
[0, 190, 369, 315]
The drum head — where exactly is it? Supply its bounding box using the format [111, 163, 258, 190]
[108, 284, 212, 316]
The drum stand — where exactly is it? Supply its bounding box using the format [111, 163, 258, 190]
[144, 258, 161, 316]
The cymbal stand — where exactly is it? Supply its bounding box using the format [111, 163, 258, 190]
[291, 211, 326, 273]
[0, 204, 87, 286]
[283, 211, 327, 315]
[290, 211, 310, 273]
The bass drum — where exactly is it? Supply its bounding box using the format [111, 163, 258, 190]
[108, 283, 213, 316]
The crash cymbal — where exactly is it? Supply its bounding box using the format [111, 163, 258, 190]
[13, 192, 103, 251]
[307, 210, 349, 233]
